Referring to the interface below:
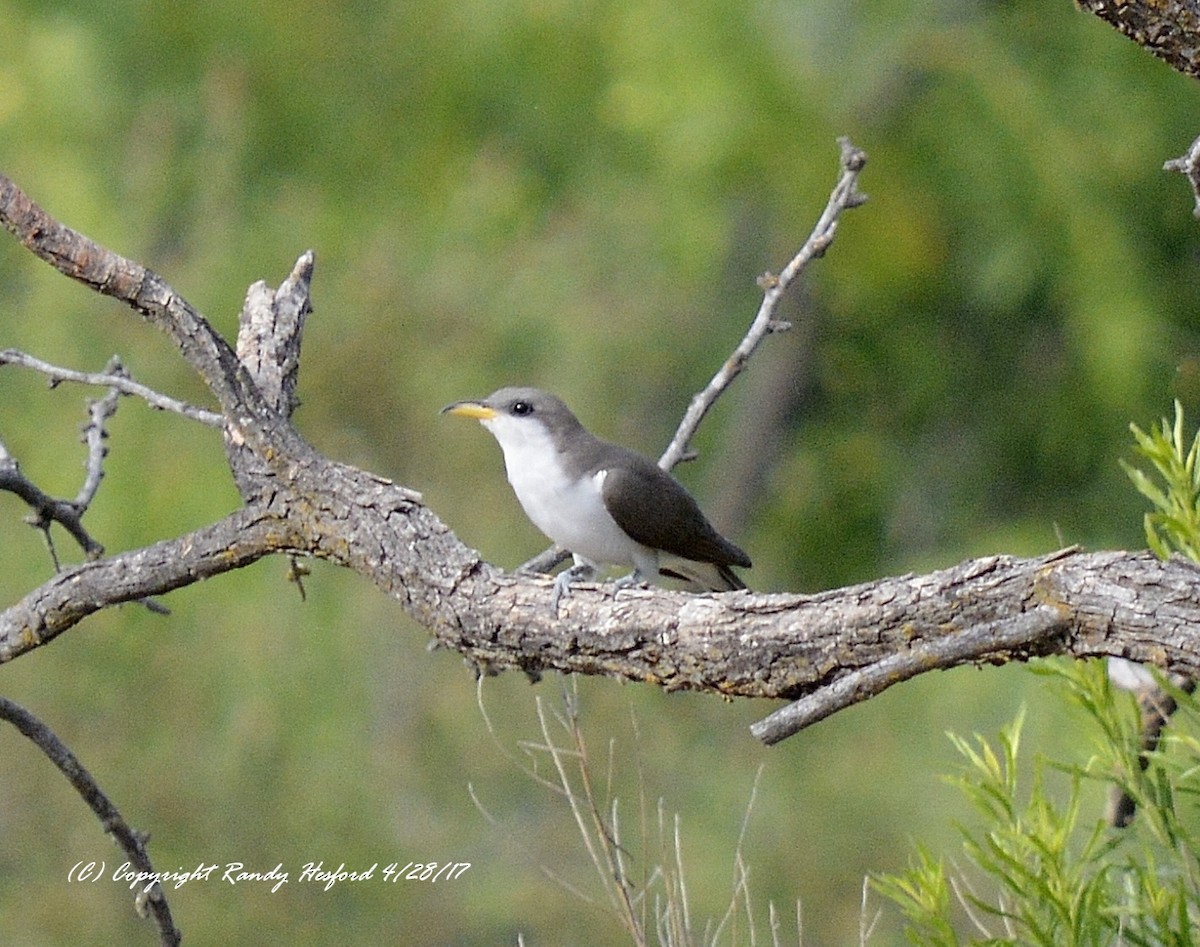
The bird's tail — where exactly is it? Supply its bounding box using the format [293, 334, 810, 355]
[658, 558, 747, 592]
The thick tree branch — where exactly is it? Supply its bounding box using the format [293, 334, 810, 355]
[2, 156, 1199, 755]
[0, 508, 290, 662]
[1076, 0, 1200, 81]
[426, 547, 1200, 730]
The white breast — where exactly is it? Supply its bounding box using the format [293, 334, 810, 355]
[482, 414, 647, 568]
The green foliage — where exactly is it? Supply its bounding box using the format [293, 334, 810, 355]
[872, 847, 958, 947]
[875, 660, 1200, 944]
[878, 406, 1200, 944]
[1123, 401, 1200, 562]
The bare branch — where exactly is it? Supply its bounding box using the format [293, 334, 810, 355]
[0, 349, 223, 425]
[236, 251, 314, 417]
[0, 175, 253, 419]
[1, 355, 177, 614]
[0, 434, 103, 559]
[429, 547, 1200, 744]
[659, 136, 867, 472]
[74, 359, 121, 510]
[0, 507, 291, 662]
[0, 696, 181, 946]
[750, 607, 1068, 745]
[1165, 133, 1200, 219]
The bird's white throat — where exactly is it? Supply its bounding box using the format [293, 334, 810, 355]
[482, 413, 652, 570]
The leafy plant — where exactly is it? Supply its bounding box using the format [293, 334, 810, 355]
[1122, 400, 1200, 562]
[875, 661, 1200, 944]
[875, 403, 1200, 943]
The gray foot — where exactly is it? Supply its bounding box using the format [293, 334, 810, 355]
[552, 562, 596, 612]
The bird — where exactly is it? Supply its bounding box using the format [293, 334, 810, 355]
[441, 387, 750, 606]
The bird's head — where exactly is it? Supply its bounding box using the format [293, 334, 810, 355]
[441, 387, 585, 456]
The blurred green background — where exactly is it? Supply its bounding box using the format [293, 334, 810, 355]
[1, 0, 1198, 943]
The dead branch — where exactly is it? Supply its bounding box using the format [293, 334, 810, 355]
[0, 349, 223, 425]
[0, 432, 104, 560]
[657, 137, 867, 472]
[1165, 133, 1200, 218]
[0, 145, 1197, 764]
[0, 697, 181, 946]
[1076, 0, 1200, 81]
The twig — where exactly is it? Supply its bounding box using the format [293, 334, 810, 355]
[659, 137, 867, 472]
[1164, 132, 1200, 218]
[0, 434, 103, 560]
[750, 606, 1067, 745]
[0, 349, 223, 426]
[75, 357, 121, 510]
[521, 137, 867, 576]
[0, 357, 173, 613]
[0, 696, 181, 946]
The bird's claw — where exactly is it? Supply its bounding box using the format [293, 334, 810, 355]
[552, 563, 596, 613]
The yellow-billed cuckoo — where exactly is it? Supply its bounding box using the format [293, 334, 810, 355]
[442, 387, 751, 604]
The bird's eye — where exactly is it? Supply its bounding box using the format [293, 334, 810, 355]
[511, 401, 533, 416]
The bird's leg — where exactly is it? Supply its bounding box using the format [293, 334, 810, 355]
[552, 557, 596, 612]
[612, 569, 651, 592]
[612, 550, 658, 595]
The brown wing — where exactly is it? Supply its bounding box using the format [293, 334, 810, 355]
[599, 452, 751, 568]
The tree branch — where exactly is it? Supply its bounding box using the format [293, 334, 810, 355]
[236, 252, 314, 416]
[0, 433, 104, 560]
[427, 547, 1200, 736]
[1165, 132, 1200, 218]
[1076, 0, 1200, 81]
[659, 136, 866, 472]
[0, 177, 250, 417]
[0, 349, 223, 425]
[750, 606, 1069, 744]
[2, 152, 1198, 759]
[0, 696, 181, 946]
[0, 508, 290, 662]
[75, 360, 120, 511]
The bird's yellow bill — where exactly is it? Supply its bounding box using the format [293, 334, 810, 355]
[443, 402, 497, 420]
